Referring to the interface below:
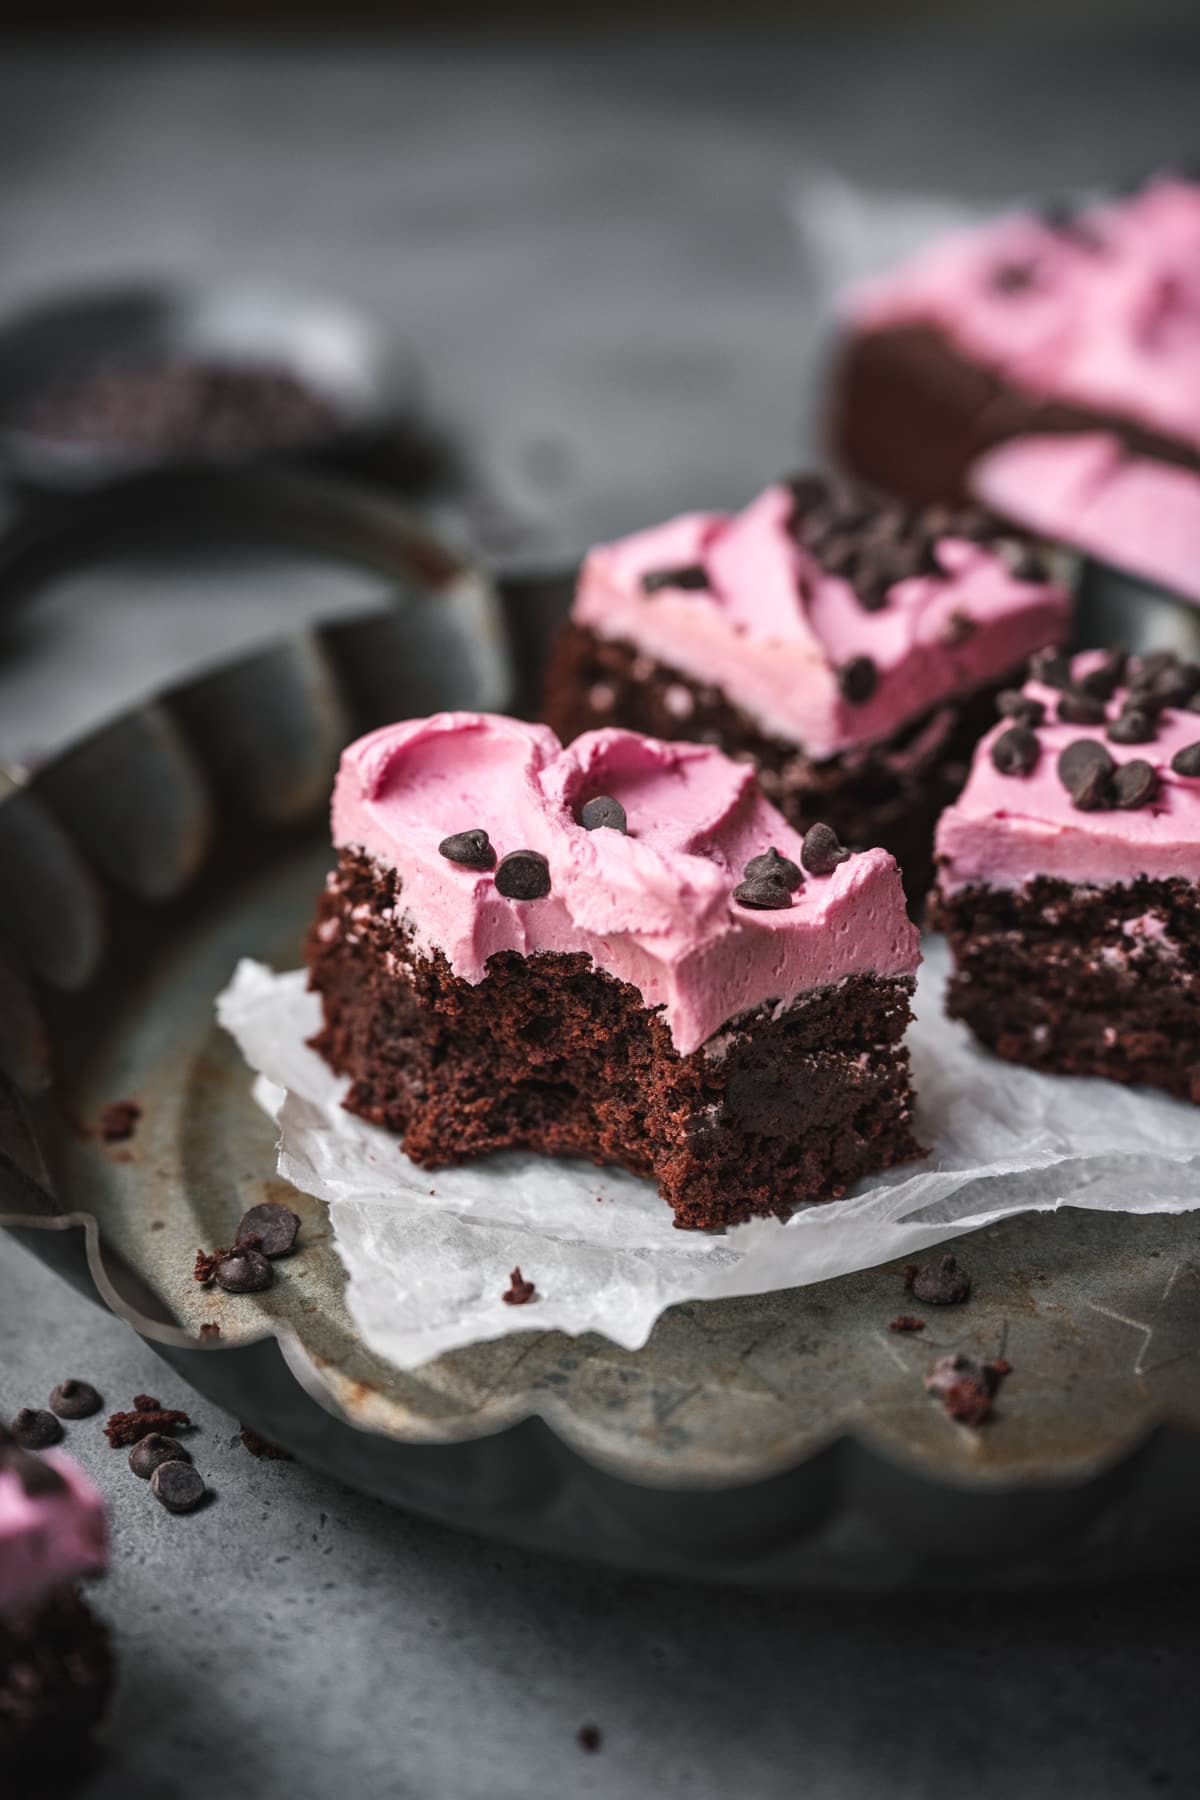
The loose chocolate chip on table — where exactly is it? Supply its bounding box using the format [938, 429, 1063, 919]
[640, 564, 709, 593]
[12, 1408, 63, 1449]
[1171, 742, 1200, 778]
[236, 1202, 300, 1259]
[744, 846, 803, 890]
[49, 1380, 102, 1420]
[214, 1247, 274, 1295]
[1106, 709, 1156, 745]
[905, 1254, 971, 1306]
[150, 1459, 207, 1514]
[1057, 691, 1107, 727]
[1113, 760, 1159, 810]
[129, 1433, 191, 1479]
[733, 876, 794, 911]
[1058, 739, 1115, 810]
[800, 822, 851, 876]
[995, 690, 1046, 727]
[580, 795, 627, 833]
[495, 849, 551, 901]
[1028, 647, 1072, 689]
[837, 655, 877, 705]
[990, 725, 1040, 777]
[437, 829, 496, 871]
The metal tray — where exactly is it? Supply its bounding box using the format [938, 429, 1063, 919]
[3, 507, 1200, 1588]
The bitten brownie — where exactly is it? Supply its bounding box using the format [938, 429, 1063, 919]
[541, 474, 1069, 901]
[306, 712, 924, 1231]
[831, 175, 1200, 603]
[0, 1430, 112, 1796]
[930, 647, 1200, 1100]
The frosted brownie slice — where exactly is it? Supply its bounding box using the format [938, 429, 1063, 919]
[542, 475, 1069, 897]
[306, 712, 923, 1230]
[930, 647, 1200, 1099]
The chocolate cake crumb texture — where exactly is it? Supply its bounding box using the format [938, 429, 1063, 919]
[438, 828, 496, 870]
[48, 1380, 102, 1420]
[924, 1352, 1011, 1427]
[800, 821, 851, 876]
[128, 1433, 191, 1480]
[105, 1395, 192, 1449]
[236, 1202, 300, 1258]
[198, 1322, 222, 1341]
[495, 849, 551, 900]
[991, 724, 1040, 776]
[150, 1459, 207, 1514]
[888, 1315, 926, 1333]
[12, 1409, 63, 1450]
[581, 794, 627, 833]
[238, 1424, 294, 1461]
[98, 1098, 141, 1142]
[502, 1267, 537, 1306]
[640, 563, 709, 593]
[743, 846, 802, 889]
[905, 1254, 972, 1306]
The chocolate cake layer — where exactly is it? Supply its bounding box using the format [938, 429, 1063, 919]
[307, 849, 922, 1231]
[1, 1590, 113, 1797]
[930, 876, 1200, 1100]
[542, 620, 1003, 903]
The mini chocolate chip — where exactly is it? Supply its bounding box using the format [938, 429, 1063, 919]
[800, 823, 851, 876]
[640, 563, 709, 593]
[1028, 647, 1072, 689]
[1171, 742, 1200, 777]
[991, 725, 1040, 776]
[733, 876, 793, 910]
[129, 1433, 191, 1479]
[1057, 691, 1107, 727]
[906, 1254, 971, 1306]
[236, 1202, 300, 1259]
[838, 655, 877, 704]
[438, 829, 495, 871]
[1058, 739, 1115, 810]
[996, 690, 1046, 727]
[580, 795, 627, 833]
[1113, 759, 1159, 809]
[495, 849, 551, 900]
[12, 1409, 63, 1449]
[150, 1459, 207, 1514]
[49, 1380, 102, 1420]
[214, 1247, 273, 1294]
[744, 846, 803, 890]
[1106, 709, 1156, 745]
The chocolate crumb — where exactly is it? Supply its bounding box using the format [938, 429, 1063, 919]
[1058, 738, 1115, 810]
[580, 794, 628, 833]
[495, 849, 551, 901]
[577, 1725, 602, 1753]
[49, 1380, 103, 1420]
[199, 1323, 221, 1341]
[888, 1315, 926, 1333]
[438, 828, 496, 871]
[214, 1247, 273, 1294]
[995, 690, 1046, 727]
[1107, 708, 1156, 745]
[1057, 690, 1107, 727]
[12, 1408, 63, 1450]
[150, 1459, 207, 1513]
[129, 1433, 191, 1479]
[800, 822, 851, 877]
[105, 1395, 192, 1449]
[991, 725, 1040, 777]
[194, 1244, 239, 1284]
[837, 655, 877, 705]
[99, 1099, 141, 1142]
[743, 846, 802, 890]
[924, 1353, 1011, 1427]
[502, 1266, 537, 1306]
[641, 563, 709, 594]
[1113, 759, 1159, 810]
[238, 1424, 294, 1461]
[1171, 742, 1200, 778]
[905, 1254, 971, 1306]
[236, 1202, 300, 1259]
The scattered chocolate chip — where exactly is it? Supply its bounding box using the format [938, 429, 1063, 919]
[1152, 664, 1200, 708]
[1057, 690, 1107, 727]
[733, 876, 793, 910]
[990, 725, 1040, 777]
[502, 1267, 537, 1306]
[214, 1247, 273, 1294]
[888, 1315, 926, 1334]
[640, 563, 710, 593]
[837, 655, 877, 705]
[12, 1408, 63, 1450]
[238, 1424, 294, 1461]
[99, 1099, 141, 1143]
[581, 795, 627, 833]
[924, 1353, 1011, 1427]
[1058, 738, 1115, 810]
[1106, 708, 1156, 745]
[1113, 759, 1159, 810]
[744, 846, 803, 890]
[995, 690, 1046, 727]
[577, 1725, 602, 1753]
[236, 1202, 300, 1259]
[150, 1459, 207, 1514]
[904, 1254, 971, 1306]
[800, 822, 851, 877]
[199, 1323, 222, 1341]
[495, 849, 551, 901]
[48, 1380, 102, 1420]
[437, 828, 496, 871]
[105, 1396, 193, 1449]
[1171, 742, 1200, 778]
[129, 1433, 191, 1479]
[1028, 647, 1072, 689]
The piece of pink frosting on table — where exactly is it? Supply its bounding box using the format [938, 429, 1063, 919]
[331, 712, 920, 1057]
[0, 1449, 108, 1617]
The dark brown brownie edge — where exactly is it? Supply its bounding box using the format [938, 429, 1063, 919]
[306, 849, 923, 1231]
[830, 321, 1200, 507]
[541, 620, 1007, 905]
[929, 874, 1200, 1101]
[1, 1589, 113, 1797]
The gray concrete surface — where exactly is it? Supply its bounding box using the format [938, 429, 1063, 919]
[2, 22, 1200, 1797]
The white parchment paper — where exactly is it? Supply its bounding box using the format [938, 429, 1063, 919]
[217, 939, 1200, 1370]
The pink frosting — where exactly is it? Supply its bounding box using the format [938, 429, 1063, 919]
[573, 481, 1068, 759]
[972, 432, 1200, 603]
[935, 651, 1200, 892]
[331, 712, 920, 1056]
[0, 1450, 108, 1616]
[849, 177, 1200, 455]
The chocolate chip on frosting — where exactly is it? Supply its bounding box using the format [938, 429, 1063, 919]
[438, 829, 496, 871]
[733, 876, 794, 911]
[800, 823, 851, 876]
[1058, 739, 1115, 810]
[1113, 759, 1159, 810]
[1057, 691, 1107, 727]
[991, 725, 1040, 777]
[995, 690, 1046, 727]
[1171, 742, 1200, 778]
[837, 655, 877, 705]
[580, 795, 627, 833]
[743, 846, 802, 891]
[495, 849, 551, 900]
[1077, 650, 1127, 699]
[1106, 708, 1156, 745]
[1028, 647, 1072, 690]
[640, 564, 710, 594]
